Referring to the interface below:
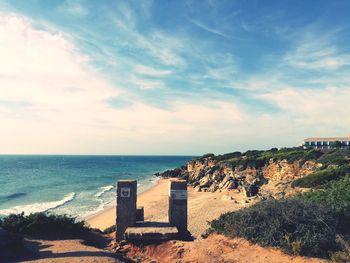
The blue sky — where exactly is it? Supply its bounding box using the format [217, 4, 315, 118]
[0, 0, 350, 154]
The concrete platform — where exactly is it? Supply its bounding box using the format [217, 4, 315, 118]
[124, 222, 179, 244]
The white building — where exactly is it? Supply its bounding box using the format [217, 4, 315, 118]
[303, 135, 350, 149]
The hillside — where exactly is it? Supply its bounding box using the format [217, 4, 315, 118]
[155, 147, 350, 261]
[156, 147, 350, 198]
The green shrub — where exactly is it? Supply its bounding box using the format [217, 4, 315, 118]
[208, 199, 339, 258]
[0, 212, 91, 238]
[317, 149, 350, 167]
[296, 175, 350, 233]
[214, 151, 242, 161]
[103, 225, 115, 234]
[292, 165, 350, 188]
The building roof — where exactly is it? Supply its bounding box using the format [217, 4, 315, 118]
[304, 137, 350, 141]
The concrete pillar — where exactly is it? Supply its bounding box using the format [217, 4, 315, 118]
[116, 180, 137, 241]
[168, 179, 187, 234]
[136, 206, 144, 222]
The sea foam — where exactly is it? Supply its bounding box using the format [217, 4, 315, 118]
[0, 192, 76, 216]
[94, 185, 114, 198]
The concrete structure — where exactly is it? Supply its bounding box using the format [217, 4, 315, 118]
[116, 179, 189, 243]
[136, 206, 144, 222]
[116, 180, 137, 241]
[124, 222, 178, 244]
[303, 135, 350, 149]
[168, 179, 188, 234]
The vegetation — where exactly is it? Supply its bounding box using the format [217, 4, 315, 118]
[202, 147, 350, 170]
[206, 147, 350, 259]
[103, 225, 115, 234]
[296, 175, 350, 234]
[208, 199, 340, 258]
[292, 165, 350, 188]
[0, 212, 91, 238]
[316, 148, 350, 166]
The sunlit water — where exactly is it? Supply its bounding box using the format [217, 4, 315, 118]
[0, 155, 192, 219]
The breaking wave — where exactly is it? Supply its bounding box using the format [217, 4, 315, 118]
[94, 185, 114, 198]
[0, 192, 76, 216]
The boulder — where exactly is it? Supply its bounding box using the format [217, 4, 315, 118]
[199, 176, 211, 187]
[243, 184, 259, 197]
[219, 174, 231, 188]
[223, 179, 238, 190]
[208, 183, 219, 192]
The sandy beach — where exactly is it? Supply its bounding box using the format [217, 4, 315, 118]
[17, 178, 326, 263]
[87, 178, 244, 238]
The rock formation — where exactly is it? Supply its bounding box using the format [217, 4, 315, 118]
[156, 154, 320, 199]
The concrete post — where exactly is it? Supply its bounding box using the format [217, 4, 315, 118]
[116, 180, 137, 241]
[136, 206, 144, 222]
[168, 179, 187, 234]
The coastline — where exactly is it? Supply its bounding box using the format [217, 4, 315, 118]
[87, 178, 248, 238]
[84, 175, 160, 222]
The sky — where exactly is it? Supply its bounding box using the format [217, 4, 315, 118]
[0, 0, 350, 155]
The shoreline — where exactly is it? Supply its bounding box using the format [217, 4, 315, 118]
[84, 176, 160, 222]
[86, 178, 167, 231]
[87, 178, 248, 238]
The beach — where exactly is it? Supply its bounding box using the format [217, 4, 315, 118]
[87, 178, 245, 238]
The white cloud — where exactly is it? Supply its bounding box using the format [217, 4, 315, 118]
[260, 87, 350, 128]
[284, 30, 350, 70]
[0, 13, 250, 154]
[130, 77, 163, 90]
[59, 0, 88, 16]
[134, 64, 172, 76]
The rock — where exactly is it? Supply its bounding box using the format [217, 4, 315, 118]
[208, 183, 219, 192]
[221, 195, 233, 201]
[194, 185, 201, 192]
[243, 184, 259, 197]
[199, 176, 211, 187]
[224, 179, 238, 190]
[219, 174, 231, 188]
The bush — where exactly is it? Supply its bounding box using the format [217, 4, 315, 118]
[317, 149, 350, 167]
[296, 175, 350, 233]
[103, 225, 115, 234]
[0, 212, 91, 238]
[292, 165, 350, 188]
[208, 199, 340, 258]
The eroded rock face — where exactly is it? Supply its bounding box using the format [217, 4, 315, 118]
[263, 159, 320, 181]
[156, 157, 320, 198]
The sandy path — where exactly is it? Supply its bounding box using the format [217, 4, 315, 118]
[16, 238, 121, 263]
[87, 178, 245, 238]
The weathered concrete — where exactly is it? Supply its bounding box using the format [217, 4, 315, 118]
[116, 180, 137, 241]
[136, 206, 144, 222]
[168, 179, 188, 234]
[124, 222, 178, 244]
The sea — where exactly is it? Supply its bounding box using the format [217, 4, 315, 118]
[0, 155, 193, 219]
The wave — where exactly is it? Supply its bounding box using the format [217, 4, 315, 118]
[94, 185, 114, 198]
[0, 192, 76, 216]
[0, 192, 26, 201]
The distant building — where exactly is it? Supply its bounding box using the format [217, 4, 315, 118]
[303, 135, 350, 149]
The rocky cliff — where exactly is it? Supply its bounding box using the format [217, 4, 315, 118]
[155, 148, 324, 199]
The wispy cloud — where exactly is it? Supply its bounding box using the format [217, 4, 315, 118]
[284, 28, 350, 70]
[188, 17, 230, 38]
[59, 0, 88, 16]
[134, 65, 171, 77]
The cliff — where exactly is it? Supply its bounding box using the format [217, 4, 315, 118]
[156, 147, 349, 199]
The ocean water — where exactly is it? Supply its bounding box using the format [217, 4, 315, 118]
[0, 155, 192, 219]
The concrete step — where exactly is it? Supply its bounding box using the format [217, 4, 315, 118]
[124, 222, 179, 244]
